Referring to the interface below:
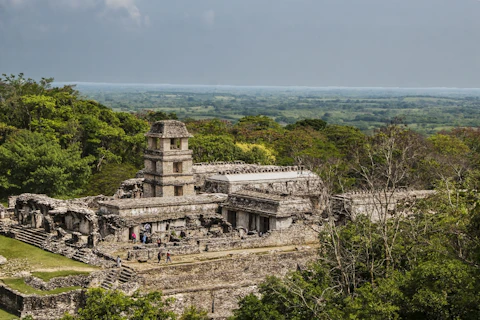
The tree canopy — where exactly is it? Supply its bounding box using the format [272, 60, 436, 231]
[0, 74, 149, 198]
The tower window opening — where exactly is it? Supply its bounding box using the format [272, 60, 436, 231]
[170, 138, 181, 150]
[173, 162, 183, 173]
[174, 186, 183, 196]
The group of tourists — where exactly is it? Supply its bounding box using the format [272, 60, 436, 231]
[129, 223, 172, 263]
[157, 249, 172, 263]
[131, 223, 153, 244]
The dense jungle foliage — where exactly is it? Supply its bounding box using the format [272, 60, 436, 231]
[0, 74, 150, 199]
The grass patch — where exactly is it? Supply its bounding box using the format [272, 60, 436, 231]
[0, 308, 18, 320]
[31, 270, 90, 282]
[0, 235, 98, 271]
[1, 278, 80, 295]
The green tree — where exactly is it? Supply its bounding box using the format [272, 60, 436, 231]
[186, 118, 232, 136]
[285, 118, 327, 131]
[62, 289, 176, 320]
[230, 293, 285, 320]
[275, 127, 339, 168]
[83, 163, 139, 196]
[233, 115, 284, 145]
[0, 130, 93, 197]
[189, 135, 243, 163]
[179, 306, 209, 320]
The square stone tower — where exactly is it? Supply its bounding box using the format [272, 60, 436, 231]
[143, 120, 195, 198]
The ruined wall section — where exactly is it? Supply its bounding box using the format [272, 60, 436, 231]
[139, 249, 317, 319]
[204, 167, 323, 197]
[98, 194, 228, 242]
[127, 222, 320, 262]
[192, 162, 283, 191]
[332, 190, 436, 221]
[114, 178, 144, 199]
[14, 193, 110, 235]
[0, 283, 85, 320]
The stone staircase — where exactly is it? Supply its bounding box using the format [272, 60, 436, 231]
[10, 225, 50, 248]
[119, 265, 136, 283]
[72, 247, 92, 264]
[100, 265, 137, 290]
[101, 268, 118, 289]
[5, 225, 115, 268]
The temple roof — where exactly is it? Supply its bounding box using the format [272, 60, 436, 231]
[99, 193, 227, 210]
[145, 120, 193, 138]
[207, 170, 317, 182]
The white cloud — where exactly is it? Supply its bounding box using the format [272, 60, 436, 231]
[1, 0, 148, 27]
[104, 0, 142, 26]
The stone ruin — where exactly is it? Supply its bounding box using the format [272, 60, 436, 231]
[331, 189, 436, 221]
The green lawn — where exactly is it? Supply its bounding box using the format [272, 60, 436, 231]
[0, 235, 97, 271]
[1, 278, 80, 295]
[0, 308, 18, 320]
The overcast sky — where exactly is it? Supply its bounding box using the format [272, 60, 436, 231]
[0, 0, 479, 87]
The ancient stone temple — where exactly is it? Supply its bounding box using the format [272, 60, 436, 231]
[143, 120, 195, 198]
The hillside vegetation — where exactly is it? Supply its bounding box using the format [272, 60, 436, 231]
[0, 74, 149, 199]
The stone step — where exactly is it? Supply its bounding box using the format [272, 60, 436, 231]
[13, 228, 47, 238]
[15, 233, 46, 243]
[100, 269, 119, 289]
[120, 269, 134, 275]
[114, 265, 136, 284]
[14, 233, 46, 247]
[100, 283, 112, 289]
[11, 228, 49, 242]
[10, 225, 50, 237]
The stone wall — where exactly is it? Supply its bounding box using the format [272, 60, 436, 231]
[114, 178, 144, 199]
[204, 170, 323, 197]
[21, 290, 86, 319]
[0, 283, 85, 319]
[200, 222, 320, 252]
[192, 162, 279, 191]
[332, 190, 436, 221]
[125, 222, 319, 262]
[0, 284, 22, 316]
[167, 285, 257, 319]
[25, 274, 91, 291]
[140, 249, 317, 319]
[127, 244, 201, 261]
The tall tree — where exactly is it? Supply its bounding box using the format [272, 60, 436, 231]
[0, 130, 93, 197]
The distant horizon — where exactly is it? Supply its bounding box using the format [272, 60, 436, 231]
[54, 82, 480, 91]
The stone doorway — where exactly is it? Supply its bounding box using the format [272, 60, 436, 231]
[260, 216, 269, 234]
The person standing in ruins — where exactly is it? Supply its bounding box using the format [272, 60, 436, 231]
[116, 256, 122, 268]
[166, 250, 172, 263]
[132, 232, 137, 244]
[157, 238, 162, 247]
[158, 249, 163, 263]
